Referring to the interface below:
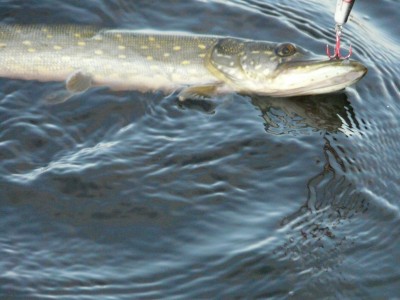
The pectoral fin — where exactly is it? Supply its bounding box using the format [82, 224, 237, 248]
[44, 71, 93, 105]
[178, 84, 221, 102]
[66, 70, 92, 93]
[45, 90, 73, 105]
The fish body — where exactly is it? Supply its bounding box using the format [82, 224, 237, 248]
[0, 25, 367, 99]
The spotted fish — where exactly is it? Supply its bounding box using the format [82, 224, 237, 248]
[0, 25, 367, 101]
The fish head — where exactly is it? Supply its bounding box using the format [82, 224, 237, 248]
[209, 39, 367, 97]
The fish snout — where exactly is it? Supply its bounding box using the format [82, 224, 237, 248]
[330, 59, 368, 85]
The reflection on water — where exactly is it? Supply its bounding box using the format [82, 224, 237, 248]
[250, 93, 371, 294]
[177, 92, 359, 135]
[177, 97, 218, 114]
[252, 93, 358, 135]
[278, 135, 369, 263]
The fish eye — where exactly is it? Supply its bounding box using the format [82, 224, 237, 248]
[276, 43, 296, 57]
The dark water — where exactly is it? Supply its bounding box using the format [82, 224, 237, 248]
[1, 0, 399, 299]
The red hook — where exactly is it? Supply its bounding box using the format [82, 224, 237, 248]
[326, 30, 352, 59]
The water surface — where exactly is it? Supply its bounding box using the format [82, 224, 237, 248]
[1, 0, 400, 299]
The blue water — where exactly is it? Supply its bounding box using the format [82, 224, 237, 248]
[1, 0, 400, 299]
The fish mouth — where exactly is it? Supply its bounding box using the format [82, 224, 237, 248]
[270, 58, 368, 97]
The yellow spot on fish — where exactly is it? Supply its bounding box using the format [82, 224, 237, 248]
[140, 45, 148, 50]
[53, 45, 62, 50]
[28, 48, 36, 53]
[172, 74, 183, 81]
[198, 53, 206, 58]
[251, 51, 260, 54]
[147, 56, 153, 61]
[22, 40, 32, 46]
[173, 46, 181, 51]
[264, 51, 272, 55]
[41, 28, 48, 32]
[46, 34, 53, 39]
[108, 73, 118, 80]
[118, 45, 126, 50]
[148, 36, 155, 42]
[95, 50, 103, 55]
[116, 34, 122, 38]
[181, 60, 190, 65]
[118, 54, 126, 59]
[0, 43, 6, 48]
[93, 36, 103, 41]
[164, 53, 170, 57]
[198, 44, 206, 49]
[77, 41, 86, 46]
[74, 33, 81, 38]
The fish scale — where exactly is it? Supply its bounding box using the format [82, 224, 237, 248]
[0, 25, 367, 100]
[0, 26, 218, 90]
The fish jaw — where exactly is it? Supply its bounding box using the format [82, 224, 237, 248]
[207, 39, 367, 98]
[265, 59, 368, 97]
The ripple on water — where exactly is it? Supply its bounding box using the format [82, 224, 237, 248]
[1, 0, 400, 298]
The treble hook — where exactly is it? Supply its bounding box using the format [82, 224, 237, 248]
[326, 28, 352, 59]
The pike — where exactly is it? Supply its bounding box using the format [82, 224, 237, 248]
[0, 25, 367, 101]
